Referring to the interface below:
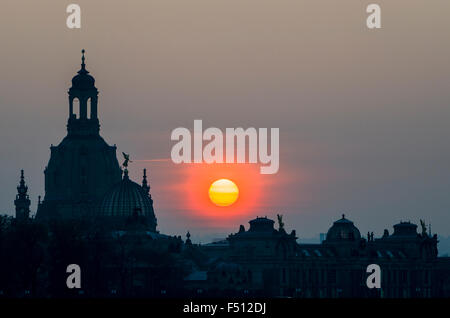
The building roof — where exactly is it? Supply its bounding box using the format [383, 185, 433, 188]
[325, 214, 361, 243]
[99, 170, 157, 231]
[70, 49, 96, 91]
[248, 217, 275, 232]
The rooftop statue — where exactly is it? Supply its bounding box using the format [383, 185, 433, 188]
[122, 152, 132, 168]
[277, 214, 284, 231]
[420, 219, 427, 236]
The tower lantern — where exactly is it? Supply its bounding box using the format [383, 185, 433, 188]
[67, 49, 100, 136]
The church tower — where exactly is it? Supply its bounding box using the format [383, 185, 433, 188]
[14, 170, 31, 221]
[67, 49, 100, 137]
[36, 50, 122, 221]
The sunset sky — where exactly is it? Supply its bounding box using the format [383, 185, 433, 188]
[1, 1, 450, 242]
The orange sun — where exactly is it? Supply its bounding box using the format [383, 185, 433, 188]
[208, 179, 239, 207]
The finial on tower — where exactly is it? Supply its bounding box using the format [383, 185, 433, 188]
[342, 214, 345, 219]
[18, 169, 27, 193]
[142, 168, 150, 194]
[81, 49, 86, 69]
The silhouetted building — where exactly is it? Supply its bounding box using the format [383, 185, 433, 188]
[3, 51, 449, 298]
[98, 169, 157, 231]
[194, 215, 450, 298]
[36, 50, 122, 222]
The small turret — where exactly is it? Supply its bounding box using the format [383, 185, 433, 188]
[142, 168, 150, 194]
[14, 170, 31, 221]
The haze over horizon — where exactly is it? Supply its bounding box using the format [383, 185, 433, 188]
[1, 1, 450, 240]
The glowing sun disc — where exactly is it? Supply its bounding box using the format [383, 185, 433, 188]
[208, 179, 239, 207]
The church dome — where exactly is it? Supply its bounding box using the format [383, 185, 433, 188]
[325, 214, 361, 242]
[99, 170, 157, 231]
[70, 49, 96, 91]
[71, 72, 95, 90]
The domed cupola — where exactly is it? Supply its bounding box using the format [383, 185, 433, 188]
[67, 49, 100, 137]
[325, 214, 361, 243]
[99, 169, 157, 231]
[70, 49, 96, 91]
[248, 217, 275, 233]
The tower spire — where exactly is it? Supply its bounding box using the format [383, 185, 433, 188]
[19, 169, 25, 187]
[15, 169, 31, 221]
[77, 49, 89, 75]
[68, 49, 99, 135]
[81, 49, 86, 70]
[142, 168, 150, 194]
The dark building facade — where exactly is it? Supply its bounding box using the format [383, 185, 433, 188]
[192, 215, 450, 298]
[36, 50, 122, 222]
[33, 51, 159, 233]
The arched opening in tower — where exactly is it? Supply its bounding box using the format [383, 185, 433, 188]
[87, 97, 91, 119]
[73, 98, 80, 119]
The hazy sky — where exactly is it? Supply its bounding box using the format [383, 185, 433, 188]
[1, 1, 450, 242]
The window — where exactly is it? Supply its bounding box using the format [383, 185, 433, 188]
[86, 97, 95, 119]
[87, 98, 91, 119]
[72, 98, 80, 118]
